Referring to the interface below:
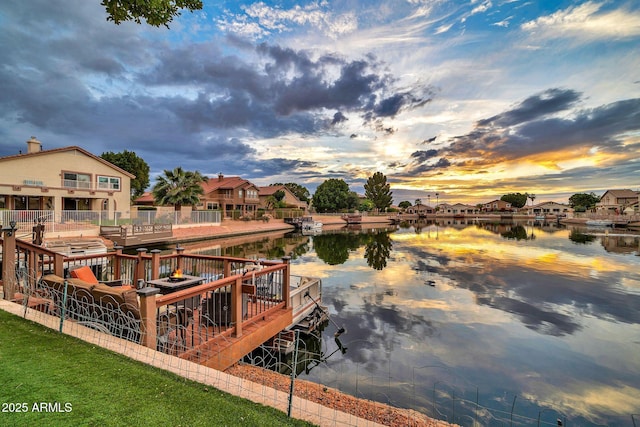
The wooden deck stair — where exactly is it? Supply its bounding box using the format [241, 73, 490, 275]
[180, 306, 293, 371]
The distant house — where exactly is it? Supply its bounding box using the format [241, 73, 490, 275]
[437, 203, 452, 213]
[258, 185, 307, 211]
[0, 137, 133, 218]
[442, 203, 478, 215]
[596, 189, 639, 214]
[198, 174, 260, 218]
[524, 202, 572, 216]
[406, 203, 433, 215]
[482, 199, 512, 212]
[135, 173, 261, 219]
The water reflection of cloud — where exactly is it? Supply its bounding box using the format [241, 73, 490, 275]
[289, 226, 640, 425]
[395, 226, 640, 333]
[532, 383, 640, 424]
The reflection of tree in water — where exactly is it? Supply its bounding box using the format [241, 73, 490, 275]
[313, 232, 367, 265]
[569, 229, 597, 244]
[501, 224, 533, 241]
[363, 230, 393, 270]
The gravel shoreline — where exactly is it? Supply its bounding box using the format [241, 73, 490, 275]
[226, 364, 454, 427]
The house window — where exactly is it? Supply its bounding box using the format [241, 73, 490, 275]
[0, 196, 5, 209]
[63, 172, 91, 189]
[238, 189, 243, 197]
[97, 176, 120, 191]
[206, 202, 218, 210]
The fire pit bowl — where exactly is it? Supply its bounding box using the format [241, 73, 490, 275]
[168, 276, 187, 283]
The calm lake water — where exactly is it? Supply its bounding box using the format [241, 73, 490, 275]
[179, 220, 640, 426]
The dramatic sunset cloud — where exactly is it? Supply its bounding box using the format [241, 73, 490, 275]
[0, 0, 638, 204]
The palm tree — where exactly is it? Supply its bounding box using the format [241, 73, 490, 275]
[528, 193, 536, 206]
[152, 167, 208, 211]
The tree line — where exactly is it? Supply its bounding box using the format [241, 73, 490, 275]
[101, 150, 601, 213]
[100, 150, 394, 213]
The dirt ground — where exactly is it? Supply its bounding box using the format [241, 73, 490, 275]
[226, 364, 454, 427]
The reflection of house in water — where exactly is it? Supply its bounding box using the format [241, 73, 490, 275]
[600, 234, 640, 255]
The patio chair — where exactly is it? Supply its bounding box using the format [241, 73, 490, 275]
[68, 265, 127, 288]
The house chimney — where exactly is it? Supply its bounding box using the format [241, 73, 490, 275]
[218, 172, 224, 181]
[26, 136, 42, 154]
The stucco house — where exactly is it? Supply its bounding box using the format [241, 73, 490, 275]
[596, 189, 639, 214]
[441, 203, 478, 215]
[406, 203, 434, 215]
[524, 202, 572, 216]
[195, 174, 260, 218]
[135, 174, 264, 219]
[258, 185, 307, 211]
[0, 137, 133, 220]
[482, 199, 512, 212]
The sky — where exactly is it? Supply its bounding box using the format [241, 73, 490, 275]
[0, 0, 639, 205]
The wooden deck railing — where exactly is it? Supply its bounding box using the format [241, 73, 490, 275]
[2, 229, 290, 359]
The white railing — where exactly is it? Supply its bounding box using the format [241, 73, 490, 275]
[62, 179, 92, 189]
[0, 209, 222, 235]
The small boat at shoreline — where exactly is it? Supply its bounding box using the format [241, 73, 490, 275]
[341, 214, 362, 224]
[585, 219, 613, 227]
[301, 219, 323, 234]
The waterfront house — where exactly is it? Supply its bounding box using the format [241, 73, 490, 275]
[0, 137, 133, 222]
[135, 173, 261, 219]
[258, 185, 307, 211]
[524, 202, 572, 216]
[197, 174, 260, 219]
[406, 203, 433, 215]
[482, 199, 512, 212]
[444, 203, 479, 215]
[596, 189, 639, 214]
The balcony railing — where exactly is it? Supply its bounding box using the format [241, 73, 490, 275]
[62, 179, 92, 189]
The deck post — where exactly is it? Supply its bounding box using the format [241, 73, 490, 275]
[135, 248, 147, 283]
[138, 286, 160, 349]
[27, 248, 38, 280]
[281, 256, 291, 309]
[53, 252, 64, 277]
[233, 276, 243, 337]
[176, 245, 185, 271]
[113, 246, 123, 281]
[150, 249, 161, 280]
[223, 259, 232, 277]
[1, 224, 17, 300]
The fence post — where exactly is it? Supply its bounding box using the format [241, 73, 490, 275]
[287, 329, 300, 417]
[281, 256, 291, 309]
[138, 286, 159, 349]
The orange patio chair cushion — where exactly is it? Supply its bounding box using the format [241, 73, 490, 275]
[69, 266, 99, 285]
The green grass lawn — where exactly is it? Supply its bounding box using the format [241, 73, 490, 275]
[0, 310, 314, 426]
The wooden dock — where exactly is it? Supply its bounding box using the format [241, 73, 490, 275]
[100, 224, 175, 247]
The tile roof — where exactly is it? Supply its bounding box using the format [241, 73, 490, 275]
[201, 176, 256, 193]
[0, 145, 135, 178]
